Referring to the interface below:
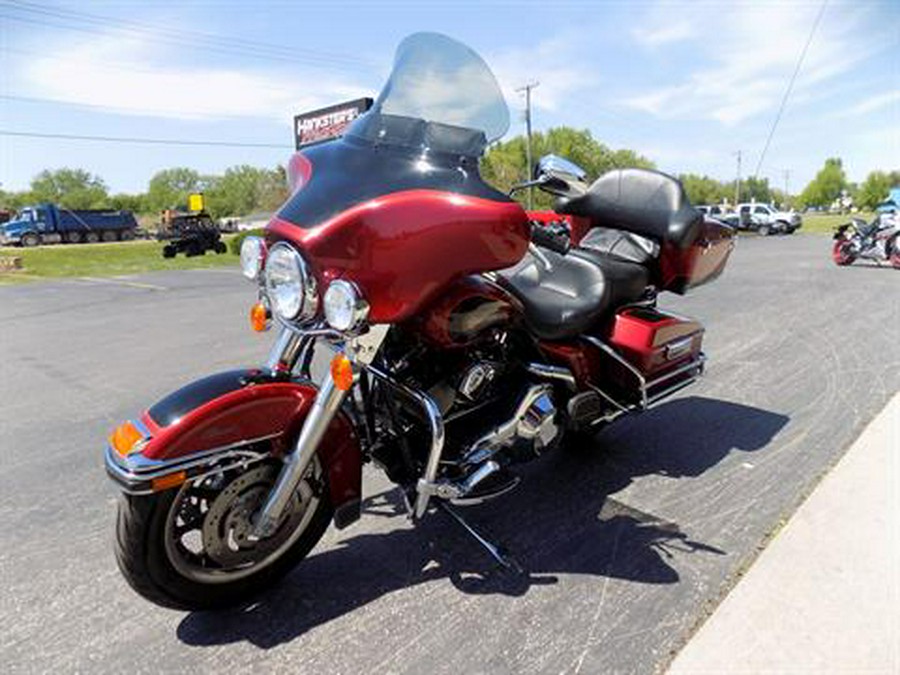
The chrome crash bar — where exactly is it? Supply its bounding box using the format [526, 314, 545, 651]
[581, 335, 706, 421]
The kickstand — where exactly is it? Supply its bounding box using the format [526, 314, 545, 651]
[437, 501, 523, 573]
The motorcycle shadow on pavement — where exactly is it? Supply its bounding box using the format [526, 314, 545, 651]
[177, 395, 788, 649]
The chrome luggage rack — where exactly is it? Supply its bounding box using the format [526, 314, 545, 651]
[581, 335, 705, 421]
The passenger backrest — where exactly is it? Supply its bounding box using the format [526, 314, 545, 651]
[557, 168, 703, 250]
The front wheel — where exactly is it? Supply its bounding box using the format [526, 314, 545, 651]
[114, 459, 332, 610]
[832, 240, 855, 266]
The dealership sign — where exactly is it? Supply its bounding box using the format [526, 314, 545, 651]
[294, 98, 373, 149]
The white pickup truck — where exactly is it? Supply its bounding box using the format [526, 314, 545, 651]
[735, 203, 802, 235]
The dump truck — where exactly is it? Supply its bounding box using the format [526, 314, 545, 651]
[0, 203, 138, 246]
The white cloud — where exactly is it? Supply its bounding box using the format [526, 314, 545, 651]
[841, 90, 900, 116]
[20, 33, 369, 121]
[633, 20, 694, 47]
[624, 2, 877, 125]
[489, 36, 596, 115]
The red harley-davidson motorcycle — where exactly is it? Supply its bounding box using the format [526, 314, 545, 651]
[105, 33, 734, 609]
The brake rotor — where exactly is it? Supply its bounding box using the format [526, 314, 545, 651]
[201, 464, 313, 569]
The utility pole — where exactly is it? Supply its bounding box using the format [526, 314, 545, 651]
[517, 81, 539, 209]
[734, 150, 742, 207]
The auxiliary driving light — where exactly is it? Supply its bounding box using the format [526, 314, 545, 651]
[323, 280, 369, 332]
[239, 236, 267, 280]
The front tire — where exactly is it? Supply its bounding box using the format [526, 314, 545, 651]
[832, 240, 855, 266]
[114, 460, 332, 610]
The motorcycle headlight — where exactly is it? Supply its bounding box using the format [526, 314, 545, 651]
[264, 243, 318, 321]
[323, 280, 369, 332]
[239, 236, 267, 280]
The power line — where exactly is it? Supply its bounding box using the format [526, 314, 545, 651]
[0, 129, 287, 149]
[7, 0, 369, 66]
[1, 2, 375, 72]
[0, 93, 271, 120]
[753, 0, 828, 179]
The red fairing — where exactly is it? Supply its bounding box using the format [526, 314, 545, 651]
[138, 381, 361, 509]
[268, 189, 529, 323]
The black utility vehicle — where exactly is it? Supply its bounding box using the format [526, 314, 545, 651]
[158, 211, 227, 258]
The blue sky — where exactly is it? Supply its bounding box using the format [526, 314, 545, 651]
[1, 0, 897, 196]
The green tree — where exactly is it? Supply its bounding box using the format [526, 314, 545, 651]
[204, 165, 289, 219]
[29, 168, 108, 209]
[742, 176, 772, 204]
[0, 188, 33, 211]
[856, 170, 900, 210]
[146, 167, 203, 212]
[481, 127, 655, 208]
[679, 174, 728, 205]
[799, 158, 848, 208]
[108, 193, 146, 213]
[257, 165, 289, 212]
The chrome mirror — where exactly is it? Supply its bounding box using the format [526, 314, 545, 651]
[534, 154, 587, 182]
[533, 154, 589, 198]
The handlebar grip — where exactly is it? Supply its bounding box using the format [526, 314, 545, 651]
[531, 223, 570, 255]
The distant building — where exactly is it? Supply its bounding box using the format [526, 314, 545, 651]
[233, 212, 273, 231]
[876, 186, 900, 213]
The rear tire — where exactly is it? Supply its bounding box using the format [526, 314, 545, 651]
[214, 241, 227, 254]
[101, 231, 117, 242]
[162, 245, 177, 258]
[114, 462, 333, 611]
[64, 231, 82, 244]
[85, 231, 100, 244]
[758, 223, 771, 237]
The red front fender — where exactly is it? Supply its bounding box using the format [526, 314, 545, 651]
[109, 370, 362, 524]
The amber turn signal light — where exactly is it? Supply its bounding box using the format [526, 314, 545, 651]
[330, 353, 355, 391]
[109, 421, 144, 456]
[250, 302, 270, 332]
[151, 471, 187, 492]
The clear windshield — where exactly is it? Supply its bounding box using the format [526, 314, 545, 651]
[348, 33, 509, 156]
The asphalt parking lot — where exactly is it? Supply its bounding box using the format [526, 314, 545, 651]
[1, 235, 898, 674]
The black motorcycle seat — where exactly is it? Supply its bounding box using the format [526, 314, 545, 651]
[577, 227, 659, 265]
[498, 247, 649, 341]
[556, 168, 703, 250]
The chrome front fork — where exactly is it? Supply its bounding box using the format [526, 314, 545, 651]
[254, 369, 345, 537]
[253, 325, 388, 538]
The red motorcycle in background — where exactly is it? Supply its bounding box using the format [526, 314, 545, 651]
[832, 214, 900, 268]
[105, 33, 735, 609]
